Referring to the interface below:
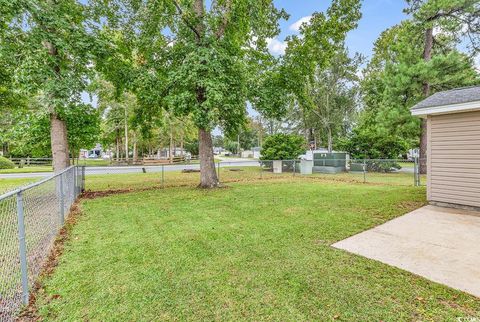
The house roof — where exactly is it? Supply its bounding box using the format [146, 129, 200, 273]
[411, 86, 480, 117]
[411, 86, 480, 110]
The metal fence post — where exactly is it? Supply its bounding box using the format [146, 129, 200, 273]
[59, 173, 65, 226]
[76, 166, 80, 196]
[81, 166, 86, 192]
[363, 159, 367, 184]
[413, 157, 418, 187]
[161, 165, 165, 188]
[217, 162, 221, 182]
[293, 160, 296, 177]
[73, 166, 77, 197]
[16, 190, 29, 305]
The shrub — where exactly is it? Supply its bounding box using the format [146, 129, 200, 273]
[365, 160, 402, 173]
[0, 156, 15, 169]
[337, 128, 409, 160]
[260, 134, 306, 160]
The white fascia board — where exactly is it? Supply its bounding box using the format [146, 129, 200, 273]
[411, 101, 480, 117]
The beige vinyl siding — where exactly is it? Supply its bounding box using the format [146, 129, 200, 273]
[428, 110, 480, 208]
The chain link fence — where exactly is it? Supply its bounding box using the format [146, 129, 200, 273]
[0, 166, 84, 321]
[218, 159, 423, 186]
[74, 158, 424, 191]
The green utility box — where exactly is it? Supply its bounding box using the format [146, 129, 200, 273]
[313, 152, 347, 173]
[349, 162, 365, 172]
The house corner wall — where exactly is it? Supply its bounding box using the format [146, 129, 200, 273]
[426, 115, 432, 201]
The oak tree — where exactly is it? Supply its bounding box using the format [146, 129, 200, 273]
[2, 0, 98, 171]
[91, 0, 289, 187]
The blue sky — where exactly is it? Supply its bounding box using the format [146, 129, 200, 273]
[269, 0, 408, 59]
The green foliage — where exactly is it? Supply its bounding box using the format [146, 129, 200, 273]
[5, 0, 99, 114]
[224, 117, 262, 151]
[302, 47, 363, 151]
[212, 135, 224, 148]
[65, 104, 101, 158]
[184, 140, 199, 157]
[354, 16, 479, 156]
[259, 0, 362, 151]
[260, 133, 305, 160]
[0, 156, 15, 169]
[92, 0, 289, 137]
[6, 104, 100, 158]
[337, 127, 409, 160]
[282, 0, 362, 109]
[224, 139, 239, 155]
[406, 0, 480, 54]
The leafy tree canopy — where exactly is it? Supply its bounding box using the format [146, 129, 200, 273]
[3, 0, 99, 114]
[356, 17, 479, 156]
[6, 103, 100, 158]
[91, 0, 290, 137]
[260, 133, 305, 161]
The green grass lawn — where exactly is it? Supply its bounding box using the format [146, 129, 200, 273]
[34, 180, 480, 321]
[0, 177, 39, 195]
[76, 159, 112, 166]
[0, 165, 422, 195]
[398, 161, 415, 168]
[84, 165, 423, 192]
[0, 166, 53, 174]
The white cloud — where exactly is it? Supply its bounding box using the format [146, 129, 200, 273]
[289, 16, 312, 32]
[267, 38, 287, 55]
[475, 55, 480, 71]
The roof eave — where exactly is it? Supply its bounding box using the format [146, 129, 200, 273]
[411, 100, 480, 118]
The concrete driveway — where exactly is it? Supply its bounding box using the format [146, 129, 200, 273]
[333, 205, 480, 298]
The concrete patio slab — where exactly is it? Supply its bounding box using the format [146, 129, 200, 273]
[332, 205, 480, 298]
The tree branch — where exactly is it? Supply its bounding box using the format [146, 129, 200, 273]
[214, 0, 232, 39]
[172, 0, 201, 41]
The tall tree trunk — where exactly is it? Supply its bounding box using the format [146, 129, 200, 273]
[124, 105, 129, 163]
[169, 129, 174, 164]
[191, 0, 218, 187]
[50, 113, 70, 172]
[304, 128, 309, 146]
[309, 128, 315, 149]
[133, 132, 138, 163]
[115, 129, 120, 161]
[45, 40, 70, 172]
[199, 128, 219, 188]
[420, 27, 433, 174]
[327, 126, 333, 153]
[237, 134, 240, 156]
[180, 133, 184, 157]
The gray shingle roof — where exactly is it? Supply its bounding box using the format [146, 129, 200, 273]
[411, 86, 480, 110]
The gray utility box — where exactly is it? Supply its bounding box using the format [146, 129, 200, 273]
[272, 160, 283, 174]
[300, 160, 313, 175]
[313, 152, 347, 174]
